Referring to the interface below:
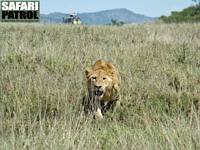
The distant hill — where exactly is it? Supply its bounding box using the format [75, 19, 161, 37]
[41, 8, 156, 24]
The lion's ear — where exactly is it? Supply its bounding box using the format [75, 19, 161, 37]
[85, 67, 92, 78]
[107, 62, 115, 69]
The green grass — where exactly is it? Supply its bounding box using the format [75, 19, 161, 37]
[1, 23, 200, 149]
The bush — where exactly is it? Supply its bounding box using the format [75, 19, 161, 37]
[159, 5, 200, 23]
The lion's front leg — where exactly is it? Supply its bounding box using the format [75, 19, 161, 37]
[94, 98, 103, 119]
[95, 108, 103, 119]
[82, 95, 103, 119]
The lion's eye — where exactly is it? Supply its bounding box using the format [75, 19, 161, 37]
[92, 77, 96, 80]
[103, 77, 106, 80]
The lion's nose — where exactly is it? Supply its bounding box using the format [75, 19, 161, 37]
[95, 85, 102, 89]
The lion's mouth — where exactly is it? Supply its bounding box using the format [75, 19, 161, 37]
[94, 90, 104, 96]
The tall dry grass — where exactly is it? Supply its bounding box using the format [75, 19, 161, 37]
[1, 23, 200, 149]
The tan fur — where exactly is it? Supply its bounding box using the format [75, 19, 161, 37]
[84, 60, 121, 119]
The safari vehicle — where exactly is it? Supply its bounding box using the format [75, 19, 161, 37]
[63, 13, 81, 24]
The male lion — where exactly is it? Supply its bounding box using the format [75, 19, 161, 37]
[83, 60, 121, 119]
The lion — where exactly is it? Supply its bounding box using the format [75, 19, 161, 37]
[83, 59, 121, 119]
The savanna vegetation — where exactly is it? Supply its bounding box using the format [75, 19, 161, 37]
[1, 23, 200, 149]
[159, 5, 200, 23]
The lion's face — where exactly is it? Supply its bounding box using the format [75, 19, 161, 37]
[84, 60, 121, 119]
[87, 70, 113, 99]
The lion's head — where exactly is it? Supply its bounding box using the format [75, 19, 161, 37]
[86, 69, 113, 99]
[85, 60, 120, 101]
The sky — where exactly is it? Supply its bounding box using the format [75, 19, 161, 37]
[41, 0, 194, 17]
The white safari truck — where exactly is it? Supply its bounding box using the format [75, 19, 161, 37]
[63, 13, 81, 24]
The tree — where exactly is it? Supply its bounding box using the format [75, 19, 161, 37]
[110, 19, 125, 26]
[159, 5, 200, 23]
[111, 19, 117, 25]
[192, 0, 200, 5]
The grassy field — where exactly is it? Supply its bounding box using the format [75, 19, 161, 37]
[1, 23, 200, 149]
